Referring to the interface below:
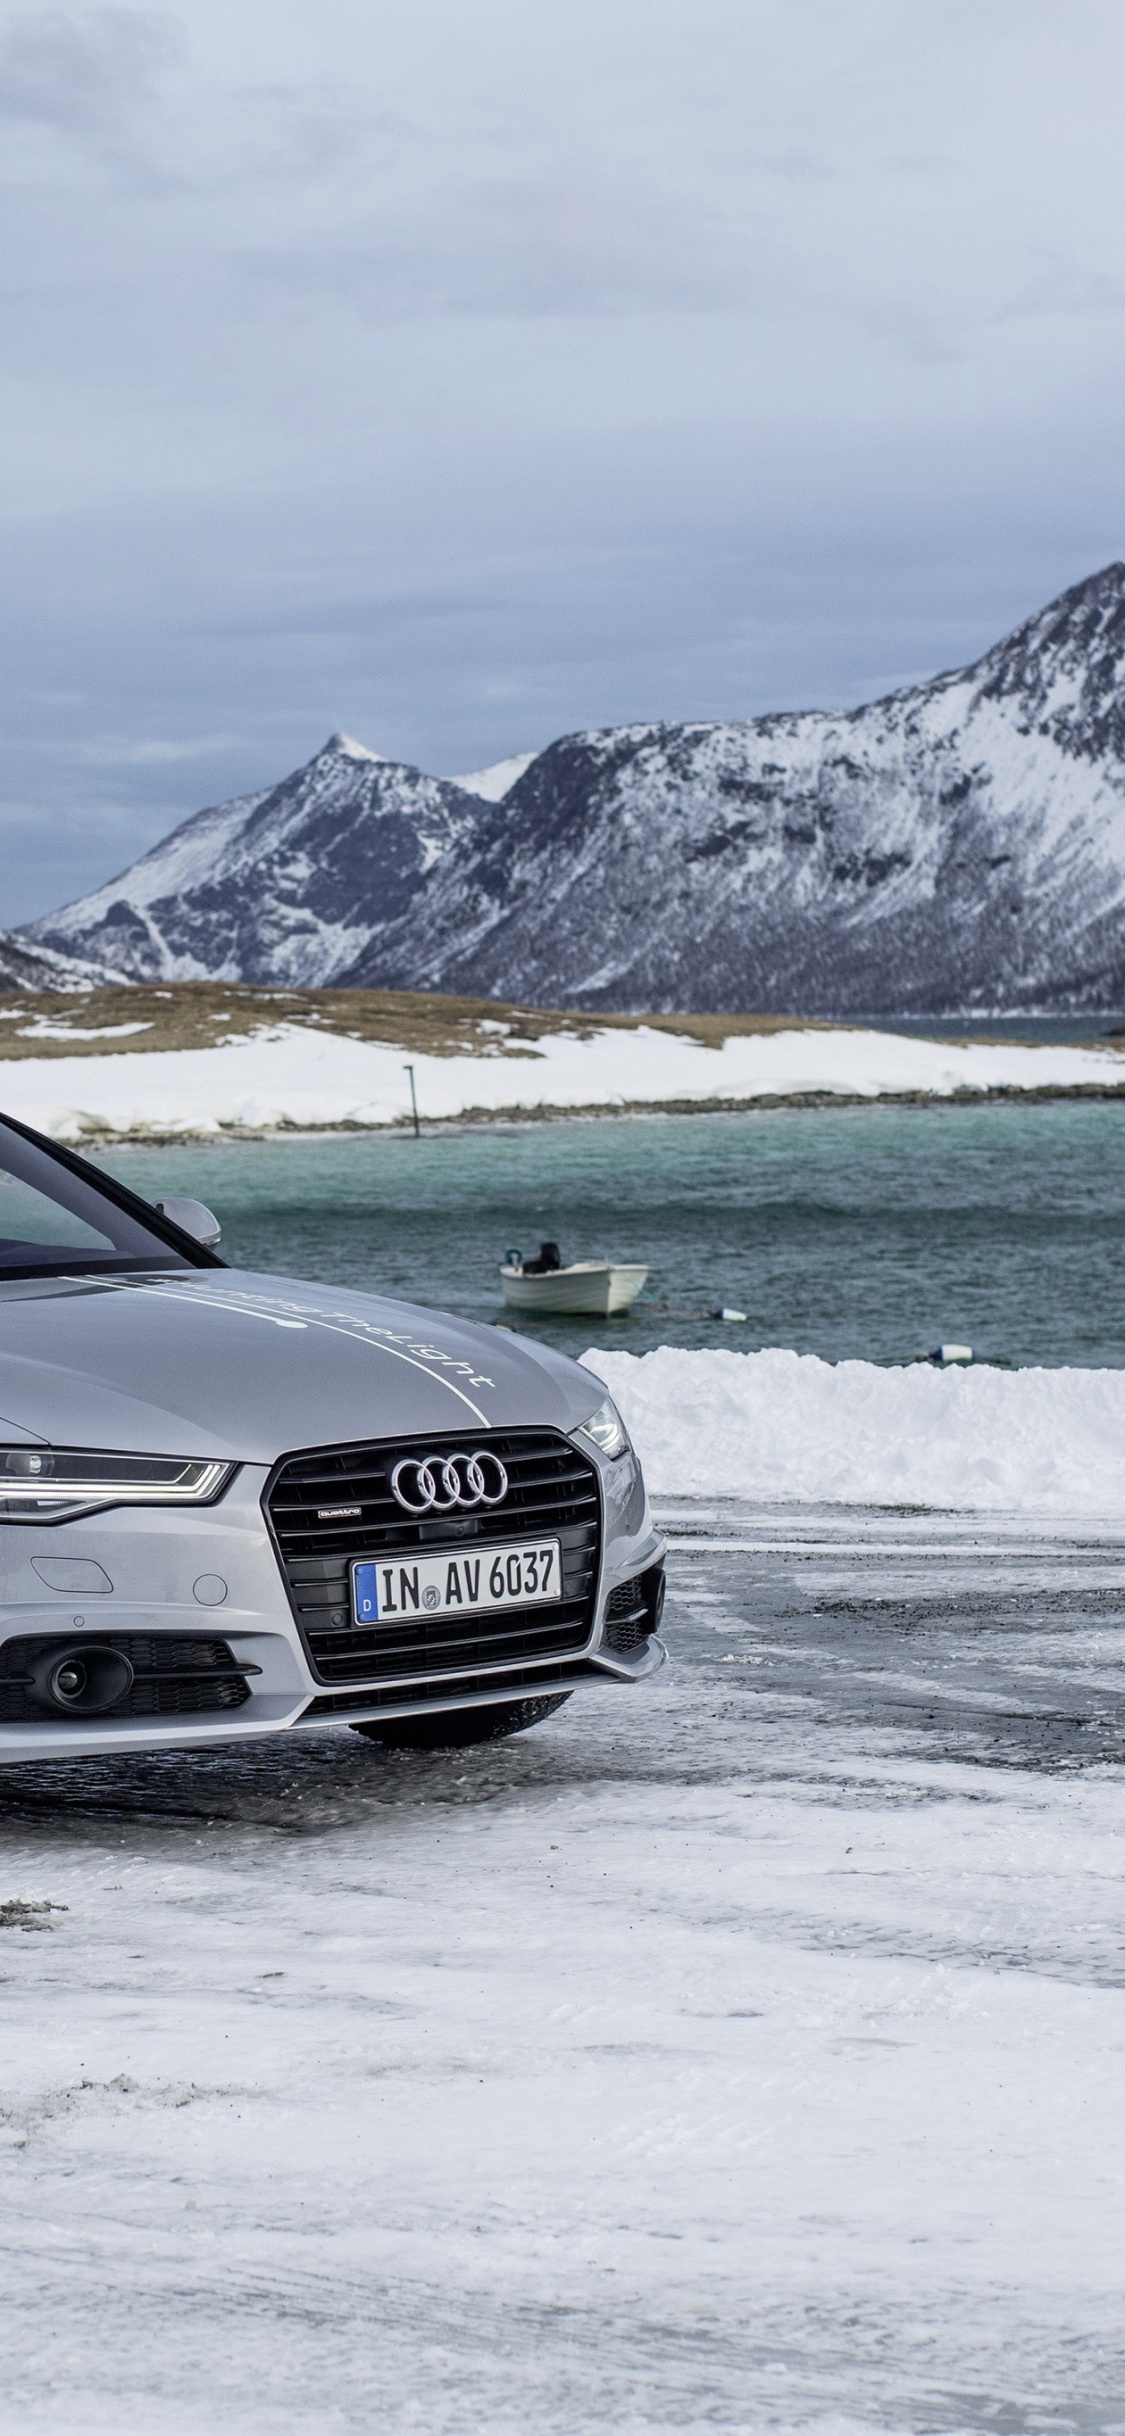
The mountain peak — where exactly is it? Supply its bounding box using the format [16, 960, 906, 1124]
[966, 559, 1125, 759]
[323, 732, 385, 763]
[1068, 559, 1125, 598]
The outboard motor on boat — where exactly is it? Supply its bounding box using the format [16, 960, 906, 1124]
[521, 1241, 562, 1275]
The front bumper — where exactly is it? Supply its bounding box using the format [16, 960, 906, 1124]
[0, 1436, 665, 1762]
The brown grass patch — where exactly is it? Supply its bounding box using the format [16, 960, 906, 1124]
[0, 982, 838, 1061]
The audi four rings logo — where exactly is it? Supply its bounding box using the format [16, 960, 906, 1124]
[389, 1450, 509, 1514]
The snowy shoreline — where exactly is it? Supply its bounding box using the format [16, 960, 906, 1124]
[0, 1018, 1121, 1141]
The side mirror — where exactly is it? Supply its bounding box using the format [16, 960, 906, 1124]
[155, 1196, 222, 1249]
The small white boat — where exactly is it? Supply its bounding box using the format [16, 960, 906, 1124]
[499, 1259, 649, 1317]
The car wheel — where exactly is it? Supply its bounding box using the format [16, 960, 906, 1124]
[350, 1693, 572, 1750]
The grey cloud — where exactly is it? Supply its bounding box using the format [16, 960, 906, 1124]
[0, 5, 176, 138]
[233, 129, 767, 323]
[2, 0, 1125, 926]
[234, 85, 403, 187]
[251, 194, 744, 324]
[992, 249, 1125, 326]
[762, 151, 846, 186]
[71, 734, 248, 766]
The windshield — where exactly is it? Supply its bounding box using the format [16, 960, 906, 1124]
[0, 1123, 193, 1277]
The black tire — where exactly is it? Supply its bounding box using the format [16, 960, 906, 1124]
[350, 1693, 572, 1751]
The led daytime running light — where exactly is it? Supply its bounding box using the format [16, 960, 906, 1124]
[0, 1448, 232, 1512]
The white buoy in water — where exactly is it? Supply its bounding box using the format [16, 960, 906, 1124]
[712, 1307, 748, 1323]
[931, 1343, 973, 1366]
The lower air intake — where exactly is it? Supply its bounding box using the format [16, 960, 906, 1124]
[603, 1561, 666, 1653]
[0, 1635, 253, 1723]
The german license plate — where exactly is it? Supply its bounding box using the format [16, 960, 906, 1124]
[352, 1538, 562, 1625]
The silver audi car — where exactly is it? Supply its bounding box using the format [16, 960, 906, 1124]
[0, 1112, 666, 1762]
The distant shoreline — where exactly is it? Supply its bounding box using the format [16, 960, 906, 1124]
[71, 1080, 1125, 1148]
[0, 983, 1120, 1141]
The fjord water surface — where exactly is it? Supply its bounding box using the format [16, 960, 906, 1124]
[100, 1100, 1125, 1368]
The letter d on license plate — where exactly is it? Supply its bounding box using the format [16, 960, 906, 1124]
[353, 1537, 561, 1624]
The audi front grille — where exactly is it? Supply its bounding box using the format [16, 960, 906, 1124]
[264, 1427, 601, 1693]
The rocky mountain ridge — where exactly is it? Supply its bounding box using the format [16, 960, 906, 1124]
[0, 933, 106, 994]
[25, 564, 1125, 1013]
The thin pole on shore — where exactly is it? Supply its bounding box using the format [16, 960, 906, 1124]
[404, 1063, 420, 1137]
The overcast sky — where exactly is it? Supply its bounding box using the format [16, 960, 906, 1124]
[4, 0, 1125, 922]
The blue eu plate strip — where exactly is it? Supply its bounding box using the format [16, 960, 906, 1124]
[354, 1563, 380, 1623]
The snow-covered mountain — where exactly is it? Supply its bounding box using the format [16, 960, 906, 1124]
[25, 565, 1125, 1012]
[0, 933, 108, 992]
[25, 735, 484, 987]
[451, 751, 538, 802]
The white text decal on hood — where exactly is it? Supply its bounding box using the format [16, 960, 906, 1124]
[92, 1278, 498, 1424]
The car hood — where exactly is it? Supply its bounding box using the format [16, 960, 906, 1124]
[0, 1269, 605, 1462]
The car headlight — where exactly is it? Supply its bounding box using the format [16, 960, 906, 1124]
[578, 1398, 631, 1461]
[0, 1448, 235, 1521]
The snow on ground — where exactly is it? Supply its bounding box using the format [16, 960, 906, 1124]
[585, 1343, 1125, 1513]
[3, 1518, 1125, 2433]
[0, 1020, 1121, 1140]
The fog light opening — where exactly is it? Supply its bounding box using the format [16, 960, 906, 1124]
[31, 1644, 135, 1716]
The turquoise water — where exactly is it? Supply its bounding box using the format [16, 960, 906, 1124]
[95, 1101, 1125, 1368]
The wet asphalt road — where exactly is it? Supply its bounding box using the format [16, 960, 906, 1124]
[3, 1499, 1125, 1834]
[661, 1501, 1125, 1775]
[2, 1505, 1125, 2435]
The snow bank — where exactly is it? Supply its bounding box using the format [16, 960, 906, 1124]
[0, 1019, 1121, 1140]
[583, 1344, 1125, 1512]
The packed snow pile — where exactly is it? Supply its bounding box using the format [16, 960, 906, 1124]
[584, 1344, 1125, 1512]
[0, 1020, 1121, 1140]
